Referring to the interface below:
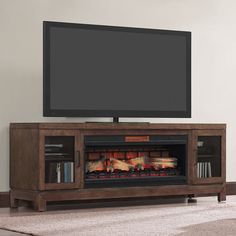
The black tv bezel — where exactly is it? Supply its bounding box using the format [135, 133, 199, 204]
[43, 21, 191, 118]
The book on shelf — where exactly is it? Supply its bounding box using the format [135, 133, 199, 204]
[56, 163, 61, 183]
[202, 162, 205, 178]
[197, 162, 200, 178]
[208, 162, 212, 178]
[45, 143, 64, 155]
[45, 144, 63, 148]
[197, 162, 212, 178]
[45, 153, 70, 156]
[64, 162, 74, 183]
[45, 147, 62, 153]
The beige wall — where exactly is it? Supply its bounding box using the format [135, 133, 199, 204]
[0, 0, 236, 191]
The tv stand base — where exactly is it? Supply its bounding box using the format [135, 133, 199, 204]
[10, 184, 225, 212]
[9, 122, 226, 211]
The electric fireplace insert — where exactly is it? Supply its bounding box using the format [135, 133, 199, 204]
[84, 135, 187, 188]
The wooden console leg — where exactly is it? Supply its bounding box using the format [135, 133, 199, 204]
[187, 194, 197, 203]
[10, 195, 19, 208]
[218, 185, 226, 202]
[34, 196, 47, 212]
[218, 191, 226, 202]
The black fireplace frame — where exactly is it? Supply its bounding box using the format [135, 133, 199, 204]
[84, 135, 188, 188]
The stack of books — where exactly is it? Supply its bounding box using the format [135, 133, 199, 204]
[197, 162, 212, 178]
[45, 162, 74, 183]
[56, 162, 74, 183]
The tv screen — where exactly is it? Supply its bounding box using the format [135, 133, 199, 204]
[43, 21, 191, 118]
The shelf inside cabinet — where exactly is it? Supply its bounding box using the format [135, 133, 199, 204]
[197, 154, 217, 158]
[45, 157, 74, 162]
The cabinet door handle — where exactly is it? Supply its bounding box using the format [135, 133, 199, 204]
[76, 150, 80, 167]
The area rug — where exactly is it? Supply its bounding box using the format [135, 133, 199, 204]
[1, 199, 236, 236]
[177, 219, 236, 236]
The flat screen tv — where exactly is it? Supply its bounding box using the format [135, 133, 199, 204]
[43, 21, 191, 119]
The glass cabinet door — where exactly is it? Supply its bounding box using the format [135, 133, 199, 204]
[197, 136, 221, 178]
[193, 130, 225, 184]
[39, 130, 81, 190]
[45, 136, 75, 184]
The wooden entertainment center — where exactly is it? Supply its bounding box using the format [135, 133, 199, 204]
[10, 123, 226, 211]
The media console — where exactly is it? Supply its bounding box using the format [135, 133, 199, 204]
[10, 123, 226, 211]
